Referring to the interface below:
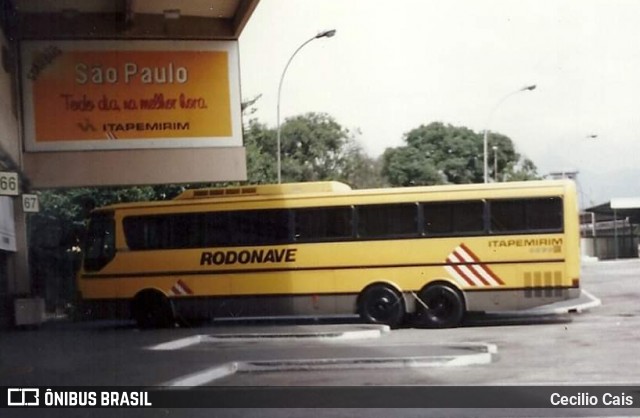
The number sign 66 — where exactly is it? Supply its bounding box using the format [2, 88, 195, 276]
[0, 172, 18, 196]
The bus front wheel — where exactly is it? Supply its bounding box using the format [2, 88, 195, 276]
[358, 284, 405, 328]
[132, 290, 175, 329]
[414, 284, 464, 328]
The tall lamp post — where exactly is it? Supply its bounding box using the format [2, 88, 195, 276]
[276, 29, 336, 184]
[483, 84, 536, 183]
[492, 145, 499, 182]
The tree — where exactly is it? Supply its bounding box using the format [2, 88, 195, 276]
[382, 122, 539, 186]
[243, 117, 277, 184]
[381, 146, 444, 186]
[340, 138, 386, 188]
[503, 157, 540, 181]
[279, 112, 350, 182]
[243, 111, 385, 188]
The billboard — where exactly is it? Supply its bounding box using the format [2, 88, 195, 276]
[20, 40, 242, 151]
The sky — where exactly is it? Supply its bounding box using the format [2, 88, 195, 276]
[238, 0, 640, 206]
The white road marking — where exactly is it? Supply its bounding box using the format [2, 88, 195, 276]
[146, 335, 202, 351]
[160, 343, 497, 387]
[146, 325, 389, 350]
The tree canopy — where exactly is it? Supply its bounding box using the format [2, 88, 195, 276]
[382, 122, 539, 186]
[244, 112, 383, 187]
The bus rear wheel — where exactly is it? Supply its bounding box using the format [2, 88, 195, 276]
[414, 284, 464, 328]
[132, 290, 175, 329]
[358, 284, 405, 328]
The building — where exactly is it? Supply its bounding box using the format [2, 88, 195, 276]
[582, 198, 640, 260]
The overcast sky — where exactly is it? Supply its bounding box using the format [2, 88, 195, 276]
[238, 0, 640, 205]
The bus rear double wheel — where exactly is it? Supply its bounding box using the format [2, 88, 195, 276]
[358, 284, 406, 328]
[414, 283, 465, 328]
[131, 290, 175, 329]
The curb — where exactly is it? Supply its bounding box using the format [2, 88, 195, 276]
[202, 326, 389, 343]
[148, 335, 204, 351]
[163, 342, 496, 387]
[489, 289, 602, 317]
[524, 289, 602, 315]
[239, 352, 493, 372]
[166, 362, 239, 387]
[148, 325, 390, 351]
[566, 289, 602, 313]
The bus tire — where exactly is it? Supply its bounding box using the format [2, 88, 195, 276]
[132, 290, 175, 329]
[414, 284, 465, 328]
[358, 284, 405, 328]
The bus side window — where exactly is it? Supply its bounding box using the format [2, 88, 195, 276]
[294, 206, 353, 242]
[123, 216, 169, 250]
[170, 214, 203, 249]
[203, 212, 231, 247]
[422, 201, 484, 236]
[226, 209, 290, 246]
[490, 198, 563, 233]
[356, 203, 419, 238]
[526, 198, 563, 231]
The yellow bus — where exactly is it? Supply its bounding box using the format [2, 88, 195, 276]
[77, 180, 581, 328]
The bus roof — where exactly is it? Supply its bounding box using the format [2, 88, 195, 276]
[173, 181, 352, 200]
[92, 179, 575, 213]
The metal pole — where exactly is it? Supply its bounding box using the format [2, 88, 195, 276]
[613, 209, 619, 259]
[276, 30, 336, 184]
[591, 211, 598, 259]
[492, 145, 498, 181]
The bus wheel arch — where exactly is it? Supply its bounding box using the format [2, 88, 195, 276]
[131, 289, 175, 329]
[413, 281, 466, 328]
[357, 282, 406, 328]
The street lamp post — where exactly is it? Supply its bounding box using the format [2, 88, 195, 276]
[276, 29, 336, 184]
[492, 145, 499, 182]
[483, 84, 536, 183]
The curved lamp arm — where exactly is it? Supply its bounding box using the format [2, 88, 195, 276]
[483, 84, 536, 183]
[276, 30, 336, 183]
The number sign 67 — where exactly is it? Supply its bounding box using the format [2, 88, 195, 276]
[22, 194, 39, 213]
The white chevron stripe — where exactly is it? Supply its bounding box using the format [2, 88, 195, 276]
[457, 263, 486, 286]
[469, 264, 501, 286]
[453, 246, 476, 263]
[444, 265, 473, 287]
[447, 253, 483, 286]
[170, 282, 189, 296]
[454, 246, 502, 286]
[445, 245, 504, 288]
[446, 253, 485, 287]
